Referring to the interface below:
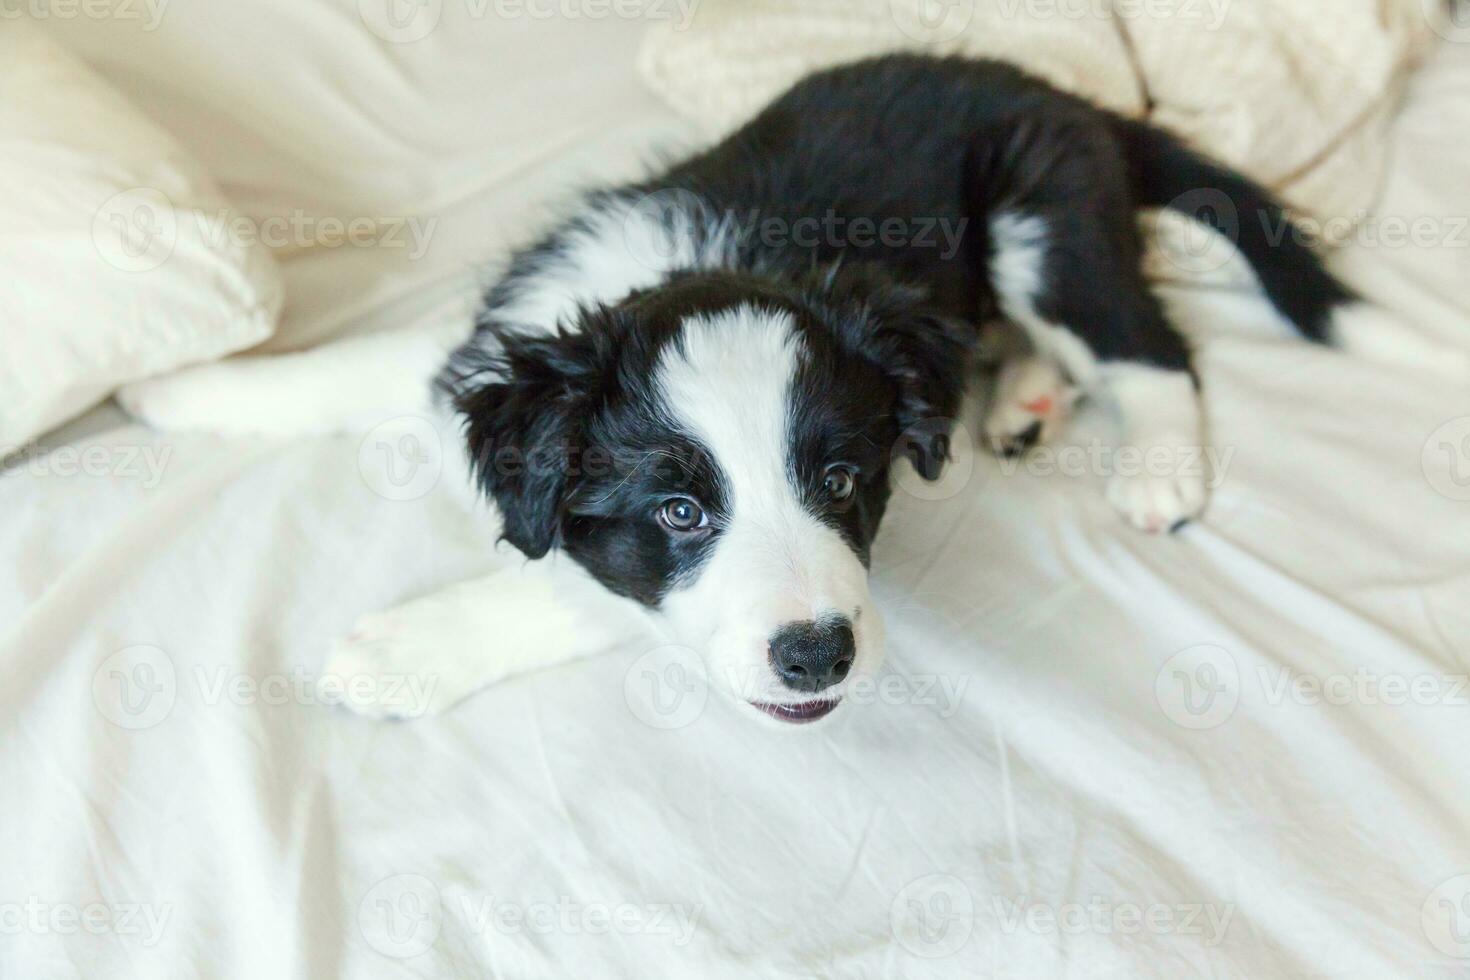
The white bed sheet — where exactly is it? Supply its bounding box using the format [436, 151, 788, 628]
[5, 30, 1470, 980]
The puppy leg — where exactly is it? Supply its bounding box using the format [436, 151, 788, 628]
[982, 354, 1078, 458]
[987, 216, 1207, 529]
[1101, 363, 1207, 534]
[319, 559, 654, 719]
[117, 314, 470, 436]
[974, 105, 1215, 530]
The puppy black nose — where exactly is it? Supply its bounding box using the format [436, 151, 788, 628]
[769, 617, 855, 693]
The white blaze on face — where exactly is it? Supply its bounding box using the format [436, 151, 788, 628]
[653, 304, 882, 703]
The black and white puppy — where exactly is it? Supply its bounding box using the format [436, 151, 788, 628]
[388, 55, 1356, 719]
[134, 55, 1366, 721]
[450, 54, 1353, 537]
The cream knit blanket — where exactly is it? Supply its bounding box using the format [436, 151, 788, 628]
[639, 0, 1437, 228]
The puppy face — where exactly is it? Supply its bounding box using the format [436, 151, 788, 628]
[452, 270, 967, 723]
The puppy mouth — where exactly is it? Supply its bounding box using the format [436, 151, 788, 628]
[749, 698, 841, 724]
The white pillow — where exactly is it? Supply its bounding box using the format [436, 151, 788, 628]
[39, 6, 667, 353]
[0, 23, 281, 447]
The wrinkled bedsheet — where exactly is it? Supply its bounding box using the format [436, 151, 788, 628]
[4, 27, 1470, 980]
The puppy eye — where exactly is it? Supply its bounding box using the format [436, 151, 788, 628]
[823, 464, 857, 502]
[658, 497, 707, 533]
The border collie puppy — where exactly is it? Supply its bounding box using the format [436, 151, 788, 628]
[127, 55, 1367, 722]
[383, 54, 1358, 721]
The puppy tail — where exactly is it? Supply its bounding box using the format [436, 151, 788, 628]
[1117, 119, 1353, 342]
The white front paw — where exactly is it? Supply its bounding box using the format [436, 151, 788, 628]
[319, 610, 473, 720]
[1106, 467, 1207, 534]
[983, 357, 1077, 457]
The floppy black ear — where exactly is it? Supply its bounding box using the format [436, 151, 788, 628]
[868, 308, 973, 481]
[444, 324, 606, 559]
[807, 265, 974, 481]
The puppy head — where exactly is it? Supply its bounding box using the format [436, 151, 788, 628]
[450, 268, 969, 723]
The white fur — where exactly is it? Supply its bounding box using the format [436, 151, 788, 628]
[652, 305, 882, 707]
[491, 191, 736, 333]
[116, 316, 470, 435]
[989, 212, 1207, 530]
[320, 559, 653, 718]
[988, 213, 1101, 386]
[328, 303, 884, 720]
[1102, 363, 1208, 533]
[982, 354, 1078, 454]
[118, 190, 734, 436]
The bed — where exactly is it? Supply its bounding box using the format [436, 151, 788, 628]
[4, 12, 1470, 980]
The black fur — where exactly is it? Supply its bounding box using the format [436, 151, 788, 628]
[441, 54, 1354, 598]
[1116, 118, 1352, 340]
[647, 55, 1349, 362]
[445, 268, 967, 603]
